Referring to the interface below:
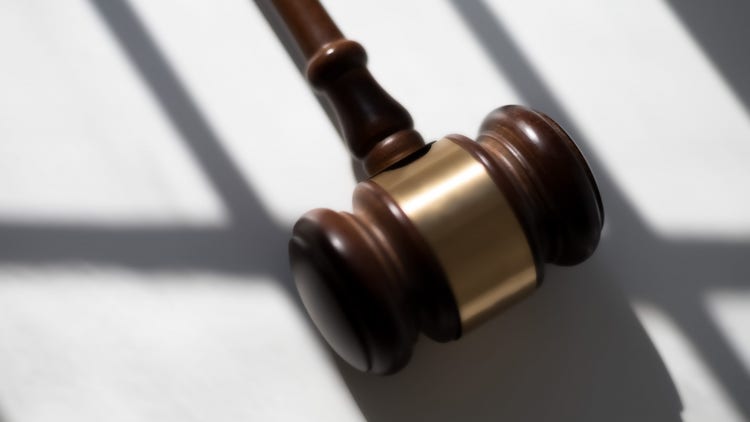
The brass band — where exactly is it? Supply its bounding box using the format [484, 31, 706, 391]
[372, 138, 537, 330]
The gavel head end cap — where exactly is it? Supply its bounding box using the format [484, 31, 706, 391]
[479, 105, 604, 265]
[289, 209, 416, 374]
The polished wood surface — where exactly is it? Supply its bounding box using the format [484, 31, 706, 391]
[290, 179, 460, 374]
[477, 106, 604, 267]
[267, 0, 604, 374]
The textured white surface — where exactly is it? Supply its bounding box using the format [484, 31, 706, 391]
[0, 0, 748, 421]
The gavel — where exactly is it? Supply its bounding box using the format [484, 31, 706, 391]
[264, 0, 604, 374]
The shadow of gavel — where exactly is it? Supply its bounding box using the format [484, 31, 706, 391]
[264, 0, 604, 374]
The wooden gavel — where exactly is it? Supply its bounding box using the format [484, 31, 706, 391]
[265, 0, 604, 374]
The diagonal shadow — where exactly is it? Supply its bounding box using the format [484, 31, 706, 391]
[0, 0, 292, 291]
[664, 0, 750, 114]
[449, 0, 750, 417]
[0, 0, 747, 420]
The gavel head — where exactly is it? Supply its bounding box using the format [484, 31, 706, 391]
[289, 105, 604, 374]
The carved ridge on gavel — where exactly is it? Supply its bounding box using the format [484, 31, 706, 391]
[268, 0, 604, 374]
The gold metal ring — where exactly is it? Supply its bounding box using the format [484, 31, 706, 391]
[373, 138, 537, 330]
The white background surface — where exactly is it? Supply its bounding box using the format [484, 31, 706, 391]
[0, 0, 749, 421]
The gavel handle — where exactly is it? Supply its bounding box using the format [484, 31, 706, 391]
[269, 0, 342, 59]
[267, 0, 425, 175]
